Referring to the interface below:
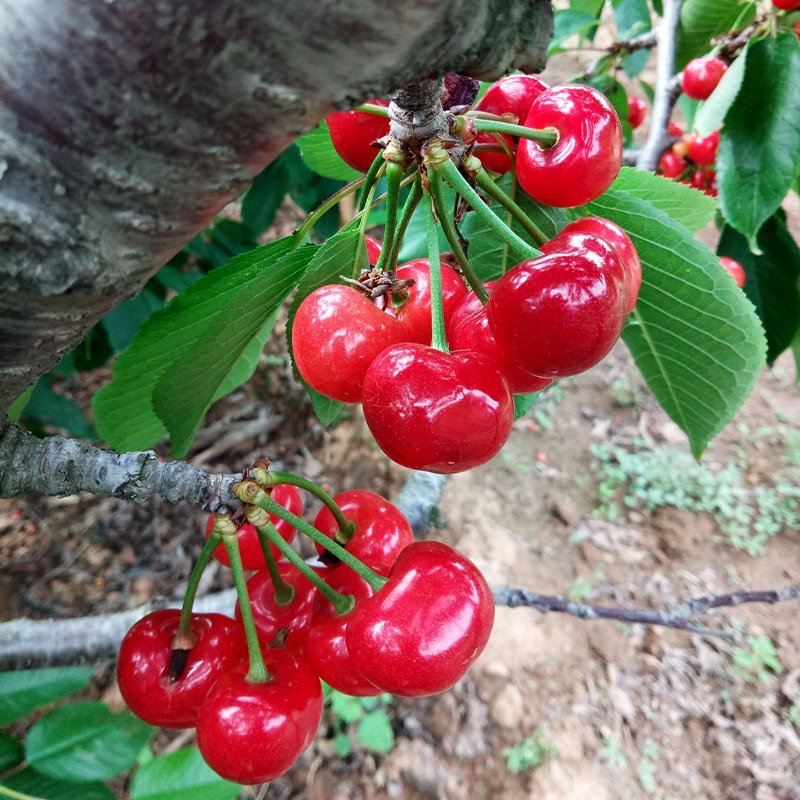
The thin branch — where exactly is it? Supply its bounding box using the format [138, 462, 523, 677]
[609, 29, 658, 54]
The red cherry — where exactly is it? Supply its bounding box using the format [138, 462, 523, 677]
[488, 242, 627, 380]
[365, 235, 382, 266]
[659, 151, 687, 178]
[473, 74, 549, 174]
[682, 57, 728, 100]
[236, 562, 323, 649]
[627, 96, 647, 129]
[516, 84, 623, 208]
[313, 490, 414, 573]
[773, 0, 800, 9]
[196, 650, 323, 784]
[383, 258, 467, 345]
[204, 484, 302, 570]
[346, 541, 495, 697]
[292, 285, 408, 402]
[303, 566, 382, 696]
[448, 284, 553, 393]
[705, 181, 719, 198]
[795, 21, 800, 38]
[690, 170, 709, 189]
[327, 99, 390, 173]
[688, 131, 719, 166]
[668, 121, 684, 137]
[720, 256, 746, 288]
[362, 344, 514, 473]
[117, 610, 245, 728]
[552, 218, 641, 315]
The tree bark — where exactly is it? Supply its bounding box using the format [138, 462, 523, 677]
[0, 0, 552, 413]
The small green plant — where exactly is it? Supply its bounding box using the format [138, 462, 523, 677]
[732, 635, 783, 685]
[324, 685, 395, 756]
[637, 738, 659, 794]
[600, 732, 627, 770]
[568, 565, 606, 601]
[503, 728, 556, 773]
[531, 384, 566, 430]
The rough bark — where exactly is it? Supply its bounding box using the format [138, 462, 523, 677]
[0, 0, 553, 413]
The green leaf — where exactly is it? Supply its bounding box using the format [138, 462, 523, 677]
[333, 734, 353, 758]
[129, 748, 240, 800]
[357, 710, 394, 753]
[21, 378, 97, 440]
[397, 188, 454, 262]
[677, 94, 701, 128]
[585, 190, 766, 457]
[717, 33, 800, 247]
[612, 0, 651, 77]
[569, 0, 605, 39]
[0, 734, 24, 773]
[102, 289, 164, 353]
[677, 0, 756, 69]
[694, 47, 748, 136]
[241, 148, 294, 235]
[718, 213, 800, 365]
[548, 10, 598, 54]
[330, 691, 364, 724]
[7, 383, 36, 421]
[0, 667, 93, 725]
[153, 245, 316, 457]
[26, 703, 153, 782]
[0, 770, 114, 800]
[513, 393, 540, 420]
[296, 120, 362, 182]
[307, 386, 345, 427]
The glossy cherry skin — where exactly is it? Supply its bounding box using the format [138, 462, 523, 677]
[302, 566, 382, 696]
[204, 484, 302, 570]
[448, 284, 553, 394]
[517, 84, 623, 208]
[720, 256, 746, 288]
[384, 259, 468, 345]
[690, 170, 709, 190]
[346, 541, 495, 697]
[292, 285, 408, 402]
[196, 651, 323, 784]
[688, 131, 719, 166]
[553, 218, 641, 315]
[473, 74, 549, 173]
[236, 561, 324, 649]
[659, 151, 687, 178]
[327, 99, 390, 173]
[362, 344, 514, 473]
[627, 96, 647, 129]
[117, 610, 245, 728]
[488, 242, 627, 380]
[682, 57, 728, 100]
[313, 490, 414, 573]
[773, 0, 800, 10]
[365, 235, 382, 267]
[668, 121, 684, 137]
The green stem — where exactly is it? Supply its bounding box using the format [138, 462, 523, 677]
[255, 522, 355, 615]
[223, 536, 270, 683]
[292, 177, 366, 249]
[355, 164, 384, 277]
[359, 151, 387, 212]
[423, 194, 450, 352]
[373, 161, 404, 273]
[427, 170, 489, 304]
[247, 488, 387, 592]
[471, 119, 559, 148]
[387, 177, 423, 270]
[471, 166, 548, 246]
[258, 472, 356, 541]
[356, 103, 391, 117]
[177, 531, 222, 638]
[434, 159, 541, 262]
[256, 523, 295, 605]
[351, 170, 419, 225]
[0, 785, 36, 800]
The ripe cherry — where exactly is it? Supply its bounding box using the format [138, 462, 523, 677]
[682, 57, 728, 100]
[488, 240, 627, 380]
[303, 566, 382, 696]
[196, 650, 323, 784]
[117, 610, 245, 728]
[668, 122, 684, 137]
[365, 235, 383, 266]
[327, 99, 390, 173]
[516, 84, 623, 207]
[448, 285, 553, 394]
[473, 74, 549, 174]
[688, 131, 719, 166]
[690, 170, 709, 190]
[362, 344, 514, 473]
[204, 484, 302, 570]
[659, 151, 687, 178]
[346, 541, 495, 697]
[237, 562, 323, 649]
[313, 490, 414, 573]
[627, 96, 647, 130]
[384, 258, 467, 345]
[292, 285, 408, 402]
[720, 256, 746, 288]
[773, 0, 800, 9]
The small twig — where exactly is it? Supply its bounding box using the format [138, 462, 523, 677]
[609, 29, 658, 54]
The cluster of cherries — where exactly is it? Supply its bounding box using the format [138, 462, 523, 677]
[118, 480, 494, 785]
[295, 74, 641, 474]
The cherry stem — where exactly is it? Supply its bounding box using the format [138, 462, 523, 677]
[351, 170, 419, 223]
[427, 169, 489, 304]
[488, 132, 516, 166]
[255, 471, 356, 542]
[356, 102, 390, 118]
[292, 176, 366, 249]
[434, 159, 541, 262]
[355, 167, 384, 277]
[469, 163, 548, 247]
[387, 176, 423, 270]
[253, 518, 356, 616]
[176, 530, 222, 640]
[373, 161, 405, 273]
[359, 151, 387, 212]
[222, 533, 270, 683]
[423, 194, 451, 352]
[239, 483, 388, 592]
[471, 119, 559, 148]
[254, 522, 296, 606]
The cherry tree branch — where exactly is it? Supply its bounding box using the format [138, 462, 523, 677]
[609, 29, 658, 54]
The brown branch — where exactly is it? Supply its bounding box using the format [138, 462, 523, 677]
[609, 30, 658, 54]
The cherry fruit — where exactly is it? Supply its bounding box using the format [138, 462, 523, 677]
[659, 151, 687, 178]
[668, 121, 684, 137]
[773, 0, 800, 9]
[682, 57, 728, 100]
[720, 256, 746, 288]
[688, 131, 719, 166]
[327, 99, 390, 173]
[627, 96, 647, 129]
[365, 235, 383, 266]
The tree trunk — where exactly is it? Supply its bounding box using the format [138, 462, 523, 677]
[0, 0, 552, 413]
